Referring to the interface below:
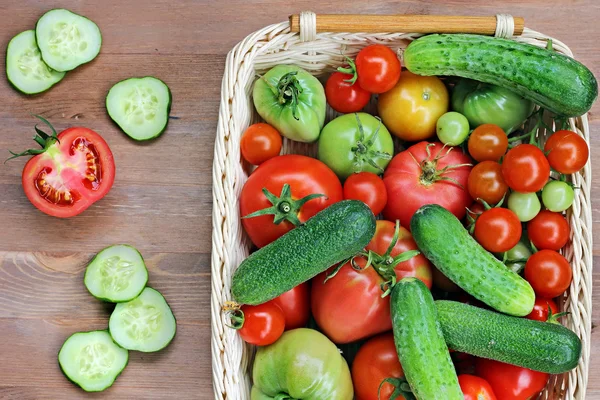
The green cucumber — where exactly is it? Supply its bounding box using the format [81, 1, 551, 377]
[232, 200, 376, 305]
[391, 278, 462, 400]
[436, 300, 582, 373]
[410, 204, 535, 316]
[404, 34, 598, 117]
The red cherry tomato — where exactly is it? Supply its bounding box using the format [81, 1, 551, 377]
[325, 71, 371, 113]
[524, 249, 572, 298]
[355, 44, 401, 93]
[236, 303, 285, 346]
[240, 123, 282, 165]
[501, 144, 550, 193]
[474, 208, 522, 253]
[466, 202, 486, 221]
[526, 297, 559, 322]
[343, 172, 388, 215]
[458, 374, 497, 400]
[467, 161, 509, 205]
[544, 130, 589, 174]
[475, 359, 548, 400]
[527, 210, 570, 251]
[468, 124, 508, 162]
[267, 282, 310, 330]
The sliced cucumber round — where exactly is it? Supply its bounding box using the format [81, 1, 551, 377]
[58, 330, 128, 392]
[109, 287, 176, 352]
[6, 30, 66, 94]
[35, 9, 102, 72]
[106, 76, 172, 141]
[84, 245, 148, 303]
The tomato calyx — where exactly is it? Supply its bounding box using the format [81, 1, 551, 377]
[336, 57, 359, 85]
[414, 144, 471, 188]
[379, 377, 416, 400]
[273, 393, 299, 400]
[546, 306, 569, 324]
[222, 301, 245, 330]
[6, 115, 60, 162]
[262, 71, 304, 120]
[350, 113, 392, 174]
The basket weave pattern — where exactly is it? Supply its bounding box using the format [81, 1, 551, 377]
[211, 12, 593, 400]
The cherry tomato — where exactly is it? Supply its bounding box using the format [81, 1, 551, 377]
[466, 202, 486, 221]
[458, 374, 497, 400]
[475, 358, 548, 400]
[501, 144, 550, 193]
[468, 161, 509, 205]
[474, 208, 522, 253]
[542, 180, 574, 212]
[240, 123, 282, 165]
[355, 44, 401, 94]
[468, 124, 508, 162]
[507, 191, 541, 222]
[526, 297, 559, 322]
[235, 302, 285, 346]
[524, 249, 572, 298]
[268, 282, 310, 330]
[343, 172, 387, 215]
[527, 210, 570, 251]
[544, 130, 589, 174]
[325, 71, 371, 113]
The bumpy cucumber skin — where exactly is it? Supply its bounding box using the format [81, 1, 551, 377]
[410, 204, 535, 316]
[404, 34, 598, 117]
[436, 300, 581, 373]
[391, 278, 462, 400]
[232, 200, 376, 305]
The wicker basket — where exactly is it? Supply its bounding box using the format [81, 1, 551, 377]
[211, 12, 593, 400]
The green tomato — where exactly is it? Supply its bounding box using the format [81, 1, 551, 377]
[452, 78, 534, 134]
[318, 112, 393, 180]
[436, 111, 470, 145]
[497, 241, 532, 273]
[508, 191, 541, 222]
[253, 65, 326, 143]
[251, 328, 353, 399]
[542, 180, 575, 212]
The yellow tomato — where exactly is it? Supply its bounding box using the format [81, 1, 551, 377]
[378, 71, 449, 141]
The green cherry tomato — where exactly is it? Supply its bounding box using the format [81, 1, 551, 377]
[497, 241, 532, 273]
[542, 180, 575, 212]
[508, 191, 541, 222]
[436, 111, 470, 146]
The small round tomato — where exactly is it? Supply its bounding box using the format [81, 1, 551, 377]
[475, 358, 548, 400]
[458, 374, 497, 400]
[325, 71, 371, 113]
[474, 208, 522, 253]
[544, 130, 589, 174]
[468, 124, 508, 162]
[234, 303, 285, 346]
[526, 297, 559, 322]
[542, 180, 574, 212]
[343, 172, 387, 215]
[501, 144, 550, 193]
[499, 241, 532, 274]
[525, 249, 572, 298]
[467, 202, 486, 221]
[527, 210, 570, 251]
[468, 161, 509, 205]
[355, 44, 401, 94]
[240, 123, 282, 165]
[436, 111, 470, 146]
[268, 282, 310, 330]
[507, 191, 541, 222]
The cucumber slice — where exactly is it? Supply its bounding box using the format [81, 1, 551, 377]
[106, 77, 172, 141]
[84, 245, 148, 303]
[58, 330, 128, 392]
[109, 287, 176, 352]
[6, 30, 66, 94]
[35, 9, 102, 72]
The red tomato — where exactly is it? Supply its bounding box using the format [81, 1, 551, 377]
[527, 210, 570, 251]
[240, 123, 282, 165]
[383, 142, 472, 228]
[236, 303, 285, 346]
[524, 250, 572, 298]
[343, 172, 387, 215]
[352, 333, 409, 400]
[474, 208, 522, 253]
[355, 44, 401, 93]
[312, 220, 432, 343]
[267, 282, 310, 330]
[467, 161, 509, 205]
[240, 155, 343, 248]
[526, 297, 559, 322]
[544, 130, 589, 174]
[325, 71, 371, 113]
[475, 358, 549, 400]
[501, 144, 550, 193]
[466, 202, 486, 222]
[458, 374, 497, 400]
[18, 124, 115, 218]
[468, 124, 508, 162]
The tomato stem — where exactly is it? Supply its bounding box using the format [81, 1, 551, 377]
[276, 72, 304, 120]
[337, 57, 358, 85]
[378, 377, 416, 400]
[5, 115, 60, 163]
[350, 114, 392, 174]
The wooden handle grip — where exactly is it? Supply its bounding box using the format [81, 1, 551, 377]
[289, 14, 525, 36]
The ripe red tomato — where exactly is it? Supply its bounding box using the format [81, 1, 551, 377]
[383, 142, 472, 228]
[343, 172, 387, 215]
[526, 297, 559, 322]
[468, 124, 508, 162]
[240, 155, 343, 248]
[312, 220, 432, 343]
[267, 282, 310, 330]
[352, 333, 409, 400]
[524, 249, 572, 298]
[355, 44, 401, 93]
[527, 210, 570, 251]
[475, 358, 548, 400]
[544, 130, 589, 174]
[325, 71, 371, 113]
[235, 303, 285, 346]
[458, 374, 497, 400]
[240, 123, 282, 165]
[474, 208, 522, 252]
[501, 144, 550, 193]
[467, 161, 509, 205]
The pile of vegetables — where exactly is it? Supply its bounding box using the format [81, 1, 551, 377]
[230, 34, 596, 400]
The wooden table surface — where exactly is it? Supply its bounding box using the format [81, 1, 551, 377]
[0, 1, 598, 399]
